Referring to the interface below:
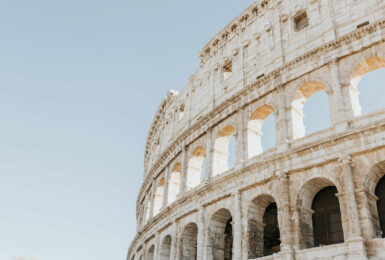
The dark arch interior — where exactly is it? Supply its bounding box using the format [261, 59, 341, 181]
[375, 175, 385, 238]
[224, 218, 233, 260]
[180, 223, 198, 260]
[263, 203, 281, 256]
[312, 186, 344, 247]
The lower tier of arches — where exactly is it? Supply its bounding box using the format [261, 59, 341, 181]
[130, 153, 385, 260]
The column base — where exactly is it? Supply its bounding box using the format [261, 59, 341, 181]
[347, 236, 368, 260]
[277, 245, 295, 260]
[335, 121, 350, 134]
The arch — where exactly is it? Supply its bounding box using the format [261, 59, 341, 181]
[312, 186, 344, 247]
[247, 194, 280, 258]
[145, 190, 152, 222]
[179, 222, 198, 260]
[153, 178, 165, 216]
[206, 208, 233, 260]
[168, 163, 181, 205]
[247, 105, 275, 158]
[296, 178, 343, 249]
[131, 254, 135, 260]
[291, 81, 330, 139]
[146, 245, 155, 260]
[349, 57, 385, 116]
[213, 125, 237, 176]
[186, 146, 206, 190]
[160, 235, 172, 260]
[375, 175, 385, 238]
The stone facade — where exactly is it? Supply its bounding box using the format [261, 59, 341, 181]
[128, 0, 385, 259]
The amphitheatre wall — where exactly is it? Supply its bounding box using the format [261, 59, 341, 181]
[129, 0, 385, 259]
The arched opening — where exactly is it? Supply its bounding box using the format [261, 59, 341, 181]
[247, 195, 280, 258]
[297, 178, 344, 249]
[168, 163, 181, 205]
[247, 105, 275, 158]
[213, 125, 237, 176]
[206, 208, 233, 260]
[145, 191, 152, 222]
[179, 222, 198, 260]
[312, 186, 344, 247]
[131, 255, 135, 260]
[263, 203, 280, 256]
[186, 146, 205, 191]
[146, 245, 155, 260]
[291, 81, 330, 139]
[375, 175, 385, 238]
[350, 57, 385, 116]
[160, 235, 172, 260]
[153, 178, 165, 215]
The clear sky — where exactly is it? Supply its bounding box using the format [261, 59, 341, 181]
[0, 1, 255, 260]
[1, 1, 384, 260]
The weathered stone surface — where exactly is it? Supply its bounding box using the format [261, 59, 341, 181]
[128, 0, 385, 259]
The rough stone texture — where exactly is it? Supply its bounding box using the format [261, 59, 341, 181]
[128, 0, 385, 259]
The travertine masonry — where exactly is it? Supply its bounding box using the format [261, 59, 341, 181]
[128, 0, 385, 259]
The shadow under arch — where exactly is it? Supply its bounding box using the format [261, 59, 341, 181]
[179, 222, 198, 260]
[296, 177, 344, 249]
[160, 235, 172, 260]
[206, 208, 233, 260]
[247, 194, 281, 258]
[363, 160, 385, 238]
[146, 244, 155, 260]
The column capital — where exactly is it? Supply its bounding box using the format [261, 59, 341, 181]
[232, 190, 241, 197]
[327, 57, 339, 66]
[275, 170, 289, 180]
[338, 154, 352, 166]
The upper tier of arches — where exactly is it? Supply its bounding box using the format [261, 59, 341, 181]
[138, 45, 385, 228]
[143, 0, 385, 175]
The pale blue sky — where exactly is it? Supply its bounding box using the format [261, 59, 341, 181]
[0, 1, 384, 260]
[0, 1, 255, 260]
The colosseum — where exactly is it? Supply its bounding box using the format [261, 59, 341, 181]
[128, 0, 385, 259]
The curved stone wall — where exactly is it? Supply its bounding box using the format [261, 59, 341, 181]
[129, 0, 385, 259]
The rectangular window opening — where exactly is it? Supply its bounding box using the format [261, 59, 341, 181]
[294, 11, 309, 32]
[223, 61, 233, 80]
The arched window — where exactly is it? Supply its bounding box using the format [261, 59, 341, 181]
[153, 178, 165, 215]
[186, 146, 205, 190]
[247, 195, 280, 258]
[349, 57, 385, 116]
[206, 209, 233, 260]
[247, 105, 275, 158]
[213, 125, 237, 176]
[146, 245, 155, 260]
[144, 191, 152, 222]
[160, 235, 172, 260]
[167, 163, 181, 205]
[180, 223, 198, 260]
[312, 186, 344, 247]
[131, 255, 135, 260]
[375, 175, 385, 238]
[291, 81, 330, 139]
